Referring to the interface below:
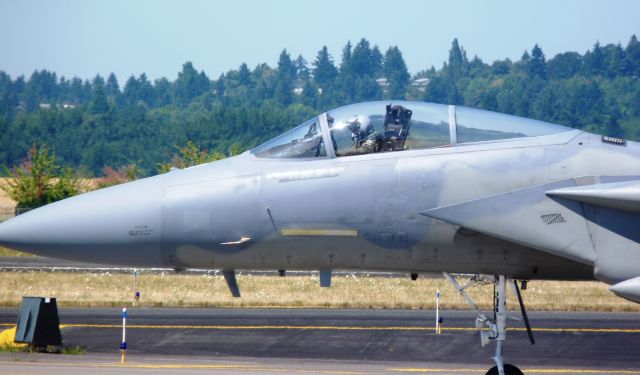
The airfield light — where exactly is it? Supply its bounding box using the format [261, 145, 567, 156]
[436, 290, 442, 334]
[133, 270, 140, 306]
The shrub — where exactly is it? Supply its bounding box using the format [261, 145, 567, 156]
[2, 145, 80, 213]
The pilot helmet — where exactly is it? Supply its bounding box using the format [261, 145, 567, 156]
[346, 115, 371, 131]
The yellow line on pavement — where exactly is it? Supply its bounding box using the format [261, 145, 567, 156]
[390, 369, 640, 374]
[51, 324, 640, 334]
[0, 360, 365, 374]
[281, 228, 358, 237]
[387, 369, 485, 373]
[524, 370, 640, 374]
[2, 361, 637, 375]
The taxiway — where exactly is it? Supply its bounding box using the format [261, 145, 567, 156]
[1, 307, 639, 374]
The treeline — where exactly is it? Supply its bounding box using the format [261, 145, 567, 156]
[1, 36, 640, 175]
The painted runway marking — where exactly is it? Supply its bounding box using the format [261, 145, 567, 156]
[41, 323, 640, 334]
[388, 369, 485, 373]
[0, 360, 366, 374]
[281, 228, 358, 237]
[390, 369, 640, 374]
[1, 361, 638, 374]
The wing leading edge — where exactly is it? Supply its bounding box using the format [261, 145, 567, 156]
[546, 179, 640, 215]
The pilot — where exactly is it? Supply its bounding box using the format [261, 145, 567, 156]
[346, 115, 373, 149]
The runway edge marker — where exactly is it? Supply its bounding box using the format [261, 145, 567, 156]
[120, 307, 127, 363]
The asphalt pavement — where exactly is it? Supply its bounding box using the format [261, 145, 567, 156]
[1, 307, 639, 374]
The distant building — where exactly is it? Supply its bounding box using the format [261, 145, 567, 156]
[37, 103, 76, 110]
[376, 78, 389, 88]
[412, 78, 430, 92]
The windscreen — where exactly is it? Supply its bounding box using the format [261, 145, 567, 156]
[252, 117, 326, 158]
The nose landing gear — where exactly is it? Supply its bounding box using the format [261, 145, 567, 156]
[443, 273, 527, 375]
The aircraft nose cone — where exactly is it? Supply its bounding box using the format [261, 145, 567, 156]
[0, 214, 30, 247]
[0, 175, 166, 266]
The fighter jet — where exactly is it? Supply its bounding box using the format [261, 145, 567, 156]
[1, 100, 640, 375]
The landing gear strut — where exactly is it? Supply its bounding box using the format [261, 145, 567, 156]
[443, 273, 525, 375]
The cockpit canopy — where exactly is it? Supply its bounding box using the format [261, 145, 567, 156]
[251, 101, 573, 159]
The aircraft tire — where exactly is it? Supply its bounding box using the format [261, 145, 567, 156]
[486, 364, 524, 375]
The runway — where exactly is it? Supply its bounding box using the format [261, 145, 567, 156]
[1, 307, 640, 374]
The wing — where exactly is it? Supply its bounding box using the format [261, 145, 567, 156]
[420, 179, 597, 265]
[421, 176, 640, 302]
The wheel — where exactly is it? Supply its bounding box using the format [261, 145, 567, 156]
[486, 364, 524, 375]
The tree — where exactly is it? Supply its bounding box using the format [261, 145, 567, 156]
[174, 62, 210, 106]
[0, 71, 19, 114]
[371, 45, 384, 77]
[69, 77, 88, 104]
[105, 73, 121, 99]
[1, 35, 640, 176]
[154, 77, 172, 106]
[339, 41, 353, 75]
[89, 75, 109, 114]
[215, 74, 225, 99]
[626, 35, 640, 76]
[312, 46, 338, 87]
[446, 38, 468, 79]
[25, 70, 58, 107]
[2, 144, 80, 212]
[238, 63, 252, 86]
[97, 163, 143, 188]
[351, 39, 375, 76]
[528, 44, 547, 79]
[343, 39, 382, 101]
[294, 55, 310, 81]
[490, 59, 512, 75]
[467, 56, 488, 78]
[383, 46, 410, 99]
[547, 52, 582, 79]
[157, 141, 225, 173]
[514, 50, 531, 75]
[299, 80, 317, 108]
[274, 49, 296, 106]
[583, 42, 605, 76]
[606, 43, 631, 77]
[423, 75, 448, 104]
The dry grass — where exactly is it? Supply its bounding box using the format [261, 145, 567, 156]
[0, 178, 15, 222]
[0, 271, 638, 311]
[0, 247, 35, 257]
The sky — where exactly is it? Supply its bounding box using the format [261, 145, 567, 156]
[1, 0, 639, 82]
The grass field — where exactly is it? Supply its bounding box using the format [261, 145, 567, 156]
[0, 271, 638, 311]
[0, 247, 34, 257]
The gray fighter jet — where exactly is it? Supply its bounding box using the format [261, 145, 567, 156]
[1, 100, 640, 375]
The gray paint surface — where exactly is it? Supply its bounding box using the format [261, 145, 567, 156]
[0, 101, 639, 284]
